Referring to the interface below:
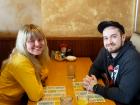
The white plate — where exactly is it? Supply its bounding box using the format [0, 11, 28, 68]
[66, 56, 77, 61]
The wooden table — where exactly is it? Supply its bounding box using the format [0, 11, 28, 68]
[28, 57, 115, 105]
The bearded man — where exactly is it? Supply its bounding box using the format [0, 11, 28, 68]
[83, 21, 140, 105]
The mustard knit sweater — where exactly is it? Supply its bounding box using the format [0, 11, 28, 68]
[0, 52, 48, 105]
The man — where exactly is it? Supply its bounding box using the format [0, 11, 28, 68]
[83, 21, 140, 105]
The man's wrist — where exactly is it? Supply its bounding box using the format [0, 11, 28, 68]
[93, 84, 98, 92]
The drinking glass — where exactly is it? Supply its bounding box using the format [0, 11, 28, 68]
[77, 95, 88, 105]
[67, 63, 76, 79]
[60, 96, 73, 105]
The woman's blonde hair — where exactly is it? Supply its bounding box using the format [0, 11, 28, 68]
[16, 24, 50, 60]
[14, 24, 50, 82]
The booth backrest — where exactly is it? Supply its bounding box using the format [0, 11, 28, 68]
[130, 33, 140, 53]
[0, 37, 103, 67]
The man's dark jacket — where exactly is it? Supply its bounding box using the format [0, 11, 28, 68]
[89, 41, 140, 105]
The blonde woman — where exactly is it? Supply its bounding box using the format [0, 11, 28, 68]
[0, 24, 50, 105]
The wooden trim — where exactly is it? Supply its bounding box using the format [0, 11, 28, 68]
[47, 37, 102, 40]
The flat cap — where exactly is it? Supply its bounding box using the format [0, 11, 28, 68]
[98, 21, 125, 34]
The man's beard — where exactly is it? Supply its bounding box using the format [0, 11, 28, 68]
[106, 43, 122, 53]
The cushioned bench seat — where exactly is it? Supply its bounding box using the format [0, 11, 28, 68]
[130, 33, 140, 53]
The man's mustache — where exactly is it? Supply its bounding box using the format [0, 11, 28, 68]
[106, 43, 116, 47]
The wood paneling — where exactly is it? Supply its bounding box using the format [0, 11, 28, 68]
[0, 37, 103, 67]
[0, 38, 15, 67]
[47, 37, 103, 60]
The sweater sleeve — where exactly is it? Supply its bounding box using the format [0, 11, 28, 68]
[10, 60, 44, 102]
[88, 48, 106, 78]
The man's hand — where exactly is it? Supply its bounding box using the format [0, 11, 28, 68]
[83, 75, 97, 92]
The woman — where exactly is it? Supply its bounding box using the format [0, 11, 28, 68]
[0, 24, 50, 105]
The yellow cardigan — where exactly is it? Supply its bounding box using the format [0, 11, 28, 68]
[0, 52, 48, 105]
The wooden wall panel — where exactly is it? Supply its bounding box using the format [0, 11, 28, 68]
[47, 37, 103, 60]
[0, 37, 103, 67]
[0, 38, 15, 66]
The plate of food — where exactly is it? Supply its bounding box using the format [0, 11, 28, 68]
[65, 56, 77, 61]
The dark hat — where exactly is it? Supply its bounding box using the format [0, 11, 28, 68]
[98, 21, 125, 34]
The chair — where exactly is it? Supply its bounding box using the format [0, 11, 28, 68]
[130, 33, 140, 53]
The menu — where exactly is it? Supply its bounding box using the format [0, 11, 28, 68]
[37, 82, 105, 105]
[37, 86, 66, 105]
[73, 81, 105, 103]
